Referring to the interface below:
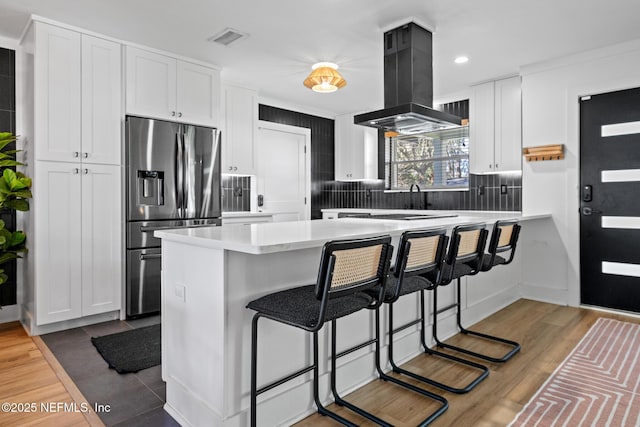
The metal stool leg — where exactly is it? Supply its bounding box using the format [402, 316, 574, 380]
[330, 319, 393, 426]
[432, 279, 521, 363]
[386, 288, 489, 394]
[374, 308, 448, 427]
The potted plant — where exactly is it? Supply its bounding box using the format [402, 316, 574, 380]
[0, 132, 32, 289]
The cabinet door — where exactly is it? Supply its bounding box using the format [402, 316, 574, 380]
[35, 162, 83, 324]
[222, 84, 257, 174]
[177, 61, 220, 127]
[469, 81, 495, 174]
[335, 114, 378, 181]
[494, 76, 522, 172]
[334, 114, 354, 180]
[34, 23, 81, 162]
[81, 35, 122, 165]
[81, 164, 122, 316]
[125, 46, 177, 120]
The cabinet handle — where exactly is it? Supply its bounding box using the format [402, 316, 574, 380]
[178, 112, 183, 118]
[171, 111, 176, 117]
[73, 168, 79, 174]
[73, 151, 79, 158]
[228, 166, 233, 171]
[489, 164, 492, 169]
[83, 168, 89, 174]
[233, 166, 238, 171]
[495, 163, 499, 169]
[83, 152, 88, 158]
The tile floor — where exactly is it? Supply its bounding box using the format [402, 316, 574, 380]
[41, 316, 179, 427]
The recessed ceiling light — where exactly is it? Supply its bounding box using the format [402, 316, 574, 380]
[454, 56, 469, 64]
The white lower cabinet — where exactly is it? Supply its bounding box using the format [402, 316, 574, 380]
[35, 162, 122, 324]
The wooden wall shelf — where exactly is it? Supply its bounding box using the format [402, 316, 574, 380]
[523, 144, 564, 161]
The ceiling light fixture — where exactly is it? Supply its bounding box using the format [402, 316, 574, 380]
[303, 62, 346, 93]
[454, 56, 469, 64]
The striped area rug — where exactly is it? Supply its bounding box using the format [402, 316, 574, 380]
[510, 318, 640, 426]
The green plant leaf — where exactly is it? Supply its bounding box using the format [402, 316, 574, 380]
[9, 231, 26, 247]
[4, 199, 29, 211]
[0, 270, 7, 285]
[0, 159, 24, 168]
[0, 252, 17, 264]
[0, 219, 4, 230]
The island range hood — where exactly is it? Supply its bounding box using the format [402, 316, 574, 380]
[354, 22, 462, 135]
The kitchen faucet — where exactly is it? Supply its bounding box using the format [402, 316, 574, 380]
[409, 184, 421, 209]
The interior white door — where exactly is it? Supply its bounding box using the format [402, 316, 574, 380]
[255, 122, 310, 220]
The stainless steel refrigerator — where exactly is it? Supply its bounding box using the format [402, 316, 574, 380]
[126, 116, 222, 317]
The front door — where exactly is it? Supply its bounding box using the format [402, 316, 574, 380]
[580, 87, 640, 312]
[255, 121, 310, 220]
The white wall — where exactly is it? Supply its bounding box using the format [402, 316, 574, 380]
[521, 38, 640, 306]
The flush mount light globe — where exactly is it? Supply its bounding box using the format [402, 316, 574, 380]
[303, 62, 346, 93]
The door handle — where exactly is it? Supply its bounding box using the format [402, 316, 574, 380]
[139, 253, 162, 261]
[581, 207, 602, 216]
[582, 185, 592, 202]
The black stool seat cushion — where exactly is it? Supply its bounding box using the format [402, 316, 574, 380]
[247, 285, 374, 328]
[442, 262, 474, 281]
[377, 276, 434, 301]
[481, 254, 507, 271]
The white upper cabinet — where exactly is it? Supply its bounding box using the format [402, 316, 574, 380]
[222, 83, 258, 174]
[81, 35, 122, 165]
[469, 76, 522, 174]
[335, 113, 378, 181]
[34, 24, 82, 162]
[34, 24, 121, 164]
[177, 61, 220, 127]
[126, 46, 221, 127]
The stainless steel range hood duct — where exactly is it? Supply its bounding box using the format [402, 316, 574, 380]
[354, 22, 462, 135]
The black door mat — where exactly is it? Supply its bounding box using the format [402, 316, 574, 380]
[91, 324, 161, 374]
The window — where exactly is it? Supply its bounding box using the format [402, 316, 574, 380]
[385, 126, 470, 190]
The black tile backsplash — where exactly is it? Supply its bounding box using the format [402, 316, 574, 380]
[259, 103, 521, 219]
[0, 47, 16, 306]
[222, 175, 251, 212]
[317, 172, 521, 212]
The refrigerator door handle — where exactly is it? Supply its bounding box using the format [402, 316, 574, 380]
[139, 253, 162, 261]
[176, 131, 185, 218]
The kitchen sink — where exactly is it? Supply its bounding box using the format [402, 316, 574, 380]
[339, 213, 458, 220]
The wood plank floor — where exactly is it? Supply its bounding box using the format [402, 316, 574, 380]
[294, 299, 640, 426]
[0, 321, 103, 427]
[1, 300, 638, 426]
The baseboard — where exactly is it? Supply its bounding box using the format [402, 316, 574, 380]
[22, 310, 122, 336]
[521, 284, 568, 305]
[0, 304, 20, 324]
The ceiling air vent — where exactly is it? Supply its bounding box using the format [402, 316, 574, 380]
[207, 28, 248, 47]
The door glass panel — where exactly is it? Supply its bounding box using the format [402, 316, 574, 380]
[601, 120, 640, 137]
[602, 261, 640, 278]
[601, 169, 640, 182]
[601, 216, 640, 229]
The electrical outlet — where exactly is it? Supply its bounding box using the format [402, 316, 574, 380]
[174, 284, 186, 302]
[501, 184, 508, 195]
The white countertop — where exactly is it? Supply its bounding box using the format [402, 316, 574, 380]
[156, 211, 550, 255]
[221, 211, 274, 218]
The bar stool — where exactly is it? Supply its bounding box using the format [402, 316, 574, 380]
[246, 235, 392, 427]
[383, 225, 490, 395]
[432, 221, 521, 364]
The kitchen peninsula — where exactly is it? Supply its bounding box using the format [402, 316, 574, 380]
[155, 211, 550, 426]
